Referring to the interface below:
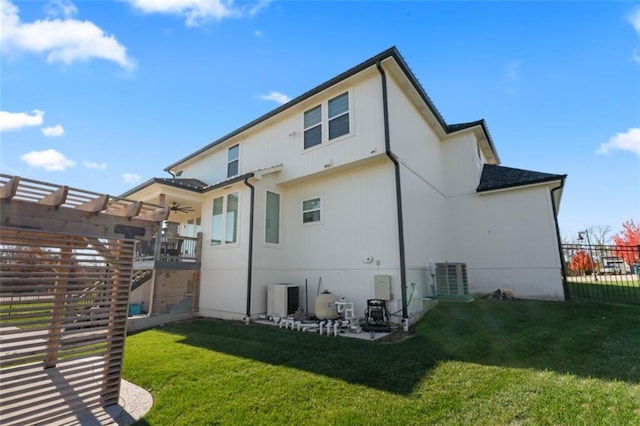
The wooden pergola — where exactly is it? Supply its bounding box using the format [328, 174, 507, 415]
[0, 174, 168, 425]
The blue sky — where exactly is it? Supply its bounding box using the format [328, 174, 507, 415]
[1, 0, 639, 241]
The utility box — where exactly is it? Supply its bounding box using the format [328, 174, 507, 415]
[374, 275, 391, 300]
[267, 284, 299, 317]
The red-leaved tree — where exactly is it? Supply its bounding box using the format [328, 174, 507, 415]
[612, 220, 640, 265]
[570, 250, 595, 274]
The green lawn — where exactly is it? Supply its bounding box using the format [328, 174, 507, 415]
[567, 278, 640, 304]
[123, 299, 640, 425]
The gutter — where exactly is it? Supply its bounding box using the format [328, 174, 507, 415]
[550, 178, 569, 301]
[243, 176, 256, 318]
[376, 60, 408, 319]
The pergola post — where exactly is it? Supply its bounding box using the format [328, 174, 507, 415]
[44, 244, 73, 368]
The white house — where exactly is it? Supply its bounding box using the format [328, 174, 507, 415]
[122, 47, 567, 327]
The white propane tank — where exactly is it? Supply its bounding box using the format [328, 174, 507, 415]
[315, 290, 339, 320]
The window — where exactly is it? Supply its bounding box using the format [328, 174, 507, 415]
[211, 198, 223, 245]
[227, 144, 239, 178]
[225, 193, 238, 244]
[302, 197, 321, 223]
[328, 92, 349, 140]
[302, 91, 350, 150]
[303, 105, 322, 149]
[186, 217, 202, 238]
[211, 193, 239, 245]
[265, 191, 280, 244]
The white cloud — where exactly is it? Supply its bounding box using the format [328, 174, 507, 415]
[597, 128, 640, 157]
[253, 30, 263, 37]
[1, 0, 134, 69]
[127, 0, 270, 27]
[84, 160, 107, 170]
[0, 109, 45, 132]
[44, 0, 78, 19]
[258, 91, 290, 105]
[633, 49, 640, 64]
[628, 6, 640, 34]
[122, 172, 142, 183]
[42, 124, 65, 137]
[20, 148, 76, 171]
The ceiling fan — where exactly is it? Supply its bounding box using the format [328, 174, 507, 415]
[169, 202, 194, 213]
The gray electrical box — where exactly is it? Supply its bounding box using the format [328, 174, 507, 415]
[374, 275, 391, 300]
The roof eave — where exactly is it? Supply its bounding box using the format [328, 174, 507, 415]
[119, 178, 157, 198]
[201, 172, 255, 193]
[119, 178, 206, 199]
[477, 175, 567, 194]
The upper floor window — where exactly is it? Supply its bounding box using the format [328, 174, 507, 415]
[303, 92, 350, 150]
[304, 106, 322, 149]
[302, 197, 321, 224]
[227, 144, 239, 178]
[211, 192, 239, 246]
[328, 92, 349, 140]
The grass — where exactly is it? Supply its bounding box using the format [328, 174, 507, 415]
[567, 279, 640, 304]
[123, 299, 640, 425]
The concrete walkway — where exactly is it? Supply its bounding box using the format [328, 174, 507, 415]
[74, 379, 153, 426]
[56, 379, 153, 426]
[114, 379, 154, 425]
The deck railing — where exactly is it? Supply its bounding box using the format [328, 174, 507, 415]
[134, 234, 201, 263]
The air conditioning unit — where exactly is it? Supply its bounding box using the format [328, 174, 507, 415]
[435, 262, 472, 301]
[267, 284, 299, 317]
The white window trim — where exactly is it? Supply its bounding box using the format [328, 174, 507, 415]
[227, 144, 240, 178]
[264, 190, 281, 246]
[302, 90, 353, 151]
[301, 195, 323, 226]
[327, 92, 350, 141]
[210, 192, 241, 247]
[303, 105, 322, 150]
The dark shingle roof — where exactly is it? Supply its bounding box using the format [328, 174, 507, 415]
[447, 120, 485, 133]
[477, 164, 566, 193]
[157, 178, 209, 190]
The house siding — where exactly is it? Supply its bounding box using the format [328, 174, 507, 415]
[256, 160, 402, 319]
[125, 50, 566, 324]
[384, 70, 448, 315]
[176, 68, 385, 187]
[384, 66, 563, 303]
[198, 158, 405, 320]
[198, 182, 251, 319]
[445, 184, 564, 300]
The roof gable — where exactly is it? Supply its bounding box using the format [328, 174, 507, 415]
[477, 164, 566, 193]
[164, 47, 499, 172]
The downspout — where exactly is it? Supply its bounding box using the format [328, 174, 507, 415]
[376, 60, 408, 319]
[550, 178, 569, 301]
[243, 176, 255, 318]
